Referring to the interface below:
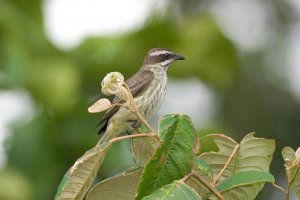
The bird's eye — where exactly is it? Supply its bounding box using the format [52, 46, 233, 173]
[163, 53, 170, 58]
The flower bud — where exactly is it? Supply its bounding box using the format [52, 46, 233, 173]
[101, 72, 124, 96]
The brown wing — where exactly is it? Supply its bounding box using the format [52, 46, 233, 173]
[98, 69, 154, 134]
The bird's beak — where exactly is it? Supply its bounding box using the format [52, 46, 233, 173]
[175, 54, 185, 60]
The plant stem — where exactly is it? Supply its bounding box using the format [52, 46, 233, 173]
[109, 133, 159, 143]
[286, 187, 289, 200]
[193, 135, 200, 155]
[181, 172, 225, 200]
[286, 181, 291, 200]
[271, 183, 287, 197]
[180, 172, 193, 183]
[123, 83, 157, 134]
[212, 144, 240, 186]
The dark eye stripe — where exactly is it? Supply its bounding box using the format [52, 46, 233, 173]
[163, 53, 170, 58]
[156, 54, 169, 62]
[159, 53, 171, 59]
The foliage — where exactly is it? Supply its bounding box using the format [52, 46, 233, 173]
[55, 142, 112, 200]
[135, 115, 197, 199]
[142, 181, 202, 200]
[2, 1, 300, 200]
[55, 113, 299, 200]
[86, 168, 142, 200]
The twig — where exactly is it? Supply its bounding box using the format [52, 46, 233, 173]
[181, 172, 225, 200]
[212, 144, 240, 186]
[123, 83, 157, 134]
[271, 183, 287, 195]
[286, 187, 290, 200]
[109, 133, 159, 143]
[193, 135, 200, 155]
[180, 172, 193, 183]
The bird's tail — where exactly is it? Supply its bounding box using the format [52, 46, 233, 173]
[97, 122, 122, 145]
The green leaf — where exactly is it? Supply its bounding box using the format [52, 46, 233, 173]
[136, 114, 197, 200]
[143, 181, 202, 200]
[185, 176, 211, 199]
[199, 133, 275, 179]
[131, 126, 160, 166]
[131, 137, 159, 166]
[185, 157, 213, 197]
[199, 133, 275, 199]
[213, 171, 275, 200]
[55, 142, 112, 200]
[193, 156, 212, 176]
[86, 167, 142, 200]
[216, 171, 275, 192]
[158, 115, 179, 140]
[282, 146, 300, 198]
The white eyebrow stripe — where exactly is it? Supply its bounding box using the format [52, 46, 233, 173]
[149, 50, 170, 57]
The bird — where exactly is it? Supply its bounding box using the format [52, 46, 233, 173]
[97, 48, 185, 144]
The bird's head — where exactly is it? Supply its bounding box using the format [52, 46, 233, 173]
[143, 48, 185, 69]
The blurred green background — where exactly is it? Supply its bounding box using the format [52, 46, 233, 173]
[1, 0, 300, 199]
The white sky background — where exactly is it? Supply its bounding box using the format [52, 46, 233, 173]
[43, 0, 168, 49]
[1, 0, 300, 168]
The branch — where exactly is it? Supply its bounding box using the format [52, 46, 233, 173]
[109, 133, 159, 143]
[286, 187, 290, 200]
[193, 135, 200, 155]
[271, 183, 287, 196]
[181, 172, 225, 200]
[180, 172, 193, 183]
[212, 144, 240, 186]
